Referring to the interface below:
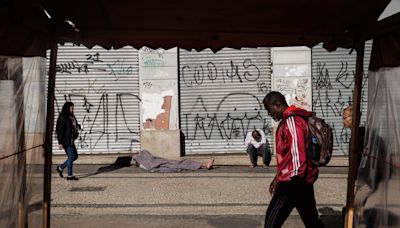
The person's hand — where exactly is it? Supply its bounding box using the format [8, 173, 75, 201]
[58, 144, 64, 150]
[269, 179, 278, 195]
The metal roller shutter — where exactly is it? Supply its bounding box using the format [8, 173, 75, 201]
[179, 47, 272, 154]
[48, 43, 140, 154]
[311, 41, 372, 155]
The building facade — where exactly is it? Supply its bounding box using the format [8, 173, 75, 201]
[49, 42, 372, 160]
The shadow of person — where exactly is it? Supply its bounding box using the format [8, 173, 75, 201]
[78, 156, 133, 178]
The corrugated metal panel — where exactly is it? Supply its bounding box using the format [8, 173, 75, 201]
[179, 47, 272, 154]
[48, 43, 140, 154]
[311, 40, 372, 155]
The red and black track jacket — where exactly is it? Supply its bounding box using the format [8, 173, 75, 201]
[274, 106, 319, 184]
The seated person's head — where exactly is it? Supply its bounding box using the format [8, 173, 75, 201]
[342, 105, 353, 128]
[252, 130, 262, 142]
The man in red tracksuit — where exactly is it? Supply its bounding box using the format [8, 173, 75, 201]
[263, 91, 324, 228]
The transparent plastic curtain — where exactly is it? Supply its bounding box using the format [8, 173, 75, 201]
[354, 66, 400, 227]
[0, 56, 46, 227]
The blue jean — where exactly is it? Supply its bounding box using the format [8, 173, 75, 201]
[59, 145, 78, 176]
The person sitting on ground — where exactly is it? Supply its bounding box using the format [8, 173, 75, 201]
[133, 150, 214, 173]
[244, 129, 271, 168]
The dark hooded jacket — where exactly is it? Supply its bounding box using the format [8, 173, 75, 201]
[56, 114, 79, 146]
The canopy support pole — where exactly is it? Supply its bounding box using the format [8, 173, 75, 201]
[344, 40, 365, 228]
[43, 43, 57, 228]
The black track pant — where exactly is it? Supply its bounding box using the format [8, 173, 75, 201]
[264, 177, 324, 228]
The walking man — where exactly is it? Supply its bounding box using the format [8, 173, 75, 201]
[263, 91, 324, 228]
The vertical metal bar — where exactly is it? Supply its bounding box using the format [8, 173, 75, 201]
[43, 43, 57, 228]
[344, 40, 365, 228]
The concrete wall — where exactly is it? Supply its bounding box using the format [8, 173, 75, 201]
[139, 47, 180, 159]
[140, 130, 181, 160]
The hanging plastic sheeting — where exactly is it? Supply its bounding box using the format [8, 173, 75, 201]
[354, 66, 400, 227]
[0, 57, 46, 227]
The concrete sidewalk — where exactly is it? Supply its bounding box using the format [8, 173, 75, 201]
[52, 153, 349, 166]
[50, 165, 347, 228]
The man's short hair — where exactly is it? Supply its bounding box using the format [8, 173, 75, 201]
[263, 91, 288, 107]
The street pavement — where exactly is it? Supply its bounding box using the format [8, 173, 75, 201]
[50, 164, 348, 228]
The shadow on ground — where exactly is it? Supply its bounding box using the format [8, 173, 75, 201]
[207, 215, 262, 228]
[319, 207, 343, 228]
[78, 156, 133, 178]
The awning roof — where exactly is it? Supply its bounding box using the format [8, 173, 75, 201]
[0, 0, 395, 56]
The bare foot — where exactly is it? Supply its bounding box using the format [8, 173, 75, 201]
[249, 164, 256, 168]
[205, 158, 214, 169]
[200, 158, 215, 169]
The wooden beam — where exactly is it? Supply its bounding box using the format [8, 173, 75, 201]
[43, 43, 57, 228]
[344, 39, 365, 228]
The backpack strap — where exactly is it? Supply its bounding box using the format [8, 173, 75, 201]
[280, 114, 310, 139]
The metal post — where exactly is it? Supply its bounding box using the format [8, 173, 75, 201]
[43, 43, 57, 228]
[344, 40, 365, 228]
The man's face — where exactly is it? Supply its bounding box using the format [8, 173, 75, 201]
[265, 103, 281, 121]
[342, 109, 352, 128]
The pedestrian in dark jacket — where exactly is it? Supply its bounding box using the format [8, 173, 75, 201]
[263, 91, 324, 228]
[56, 102, 80, 180]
